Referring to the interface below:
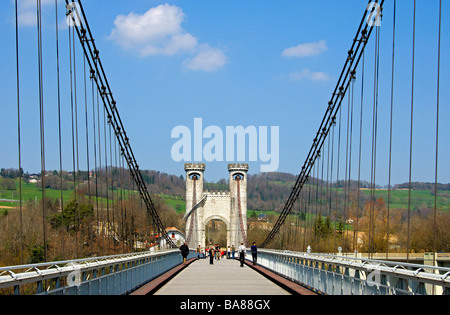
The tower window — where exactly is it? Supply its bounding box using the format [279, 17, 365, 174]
[190, 173, 200, 180]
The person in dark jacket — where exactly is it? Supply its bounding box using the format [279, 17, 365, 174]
[180, 242, 190, 265]
[238, 242, 246, 267]
[209, 246, 215, 265]
[251, 242, 258, 266]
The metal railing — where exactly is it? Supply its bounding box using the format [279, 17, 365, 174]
[0, 250, 194, 295]
[254, 250, 450, 295]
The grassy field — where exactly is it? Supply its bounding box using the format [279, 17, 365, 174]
[157, 194, 186, 214]
[1, 181, 75, 204]
[2, 178, 448, 217]
[360, 189, 450, 212]
[0, 178, 187, 216]
[274, 180, 449, 213]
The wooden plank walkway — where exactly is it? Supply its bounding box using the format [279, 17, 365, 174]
[153, 258, 291, 296]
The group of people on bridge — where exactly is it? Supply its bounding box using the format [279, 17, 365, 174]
[179, 242, 259, 268]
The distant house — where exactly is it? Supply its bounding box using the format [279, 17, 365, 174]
[258, 213, 268, 222]
[157, 227, 186, 249]
[29, 174, 40, 184]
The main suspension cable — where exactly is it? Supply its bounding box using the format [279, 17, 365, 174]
[261, 0, 384, 248]
[65, 0, 176, 248]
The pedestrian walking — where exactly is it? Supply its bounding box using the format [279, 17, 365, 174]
[231, 245, 236, 260]
[215, 244, 220, 260]
[251, 242, 258, 266]
[209, 246, 215, 265]
[196, 245, 201, 260]
[180, 242, 190, 265]
[227, 246, 231, 259]
[238, 242, 246, 267]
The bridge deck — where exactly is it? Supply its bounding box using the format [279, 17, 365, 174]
[154, 258, 291, 296]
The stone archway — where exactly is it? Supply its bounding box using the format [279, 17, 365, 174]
[203, 215, 231, 249]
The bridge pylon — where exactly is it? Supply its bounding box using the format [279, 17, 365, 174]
[184, 164, 249, 251]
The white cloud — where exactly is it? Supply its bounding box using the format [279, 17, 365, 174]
[282, 40, 328, 58]
[110, 4, 197, 56]
[110, 4, 227, 72]
[183, 45, 228, 72]
[289, 69, 330, 82]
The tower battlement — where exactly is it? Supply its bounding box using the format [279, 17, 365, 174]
[185, 163, 206, 172]
[203, 191, 231, 197]
[228, 163, 249, 172]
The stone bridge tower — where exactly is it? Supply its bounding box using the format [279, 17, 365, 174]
[184, 163, 249, 250]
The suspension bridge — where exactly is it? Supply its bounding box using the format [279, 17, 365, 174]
[0, 0, 449, 297]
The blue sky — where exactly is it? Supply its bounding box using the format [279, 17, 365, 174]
[0, 0, 448, 185]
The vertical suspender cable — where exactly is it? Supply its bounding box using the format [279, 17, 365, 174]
[37, 0, 48, 263]
[348, 73, 355, 250]
[69, 26, 76, 195]
[73, 28, 80, 197]
[55, 0, 65, 258]
[73, 26, 81, 257]
[344, 87, 351, 249]
[103, 106, 110, 252]
[407, 0, 417, 263]
[98, 85, 104, 254]
[91, 73, 99, 247]
[326, 126, 331, 252]
[109, 123, 114, 242]
[356, 52, 365, 254]
[15, 0, 24, 265]
[334, 109, 342, 255]
[83, 55, 92, 254]
[320, 151, 325, 249]
[110, 123, 116, 248]
[433, 0, 442, 268]
[369, 24, 381, 258]
[84, 57, 91, 203]
[69, 25, 79, 258]
[303, 177, 308, 249]
[55, 0, 64, 231]
[328, 121, 335, 252]
[387, 0, 397, 260]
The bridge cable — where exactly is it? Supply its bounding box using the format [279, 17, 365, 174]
[83, 54, 93, 254]
[111, 119, 118, 251]
[355, 51, 365, 255]
[96, 62, 105, 254]
[406, 0, 417, 263]
[15, 0, 24, 265]
[260, 0, 385, 248]
[433, 0, 442, 268]
[103, 105, 110, 252]
[69, 23, 80, 258]
[386, 0, 397, 260]
[343, 77, 353, 251]
[90, 66, 100, 252]
[348, 72, 355, 251]
[369, 21, 381, 259]
[328, 116, 335, 252]
[37, 0, 48, 263]
[67, 0, 176, 248]
[54, 0, 66, 258]
[325, 119, 331, 252]
[334, 109, 342, 254]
